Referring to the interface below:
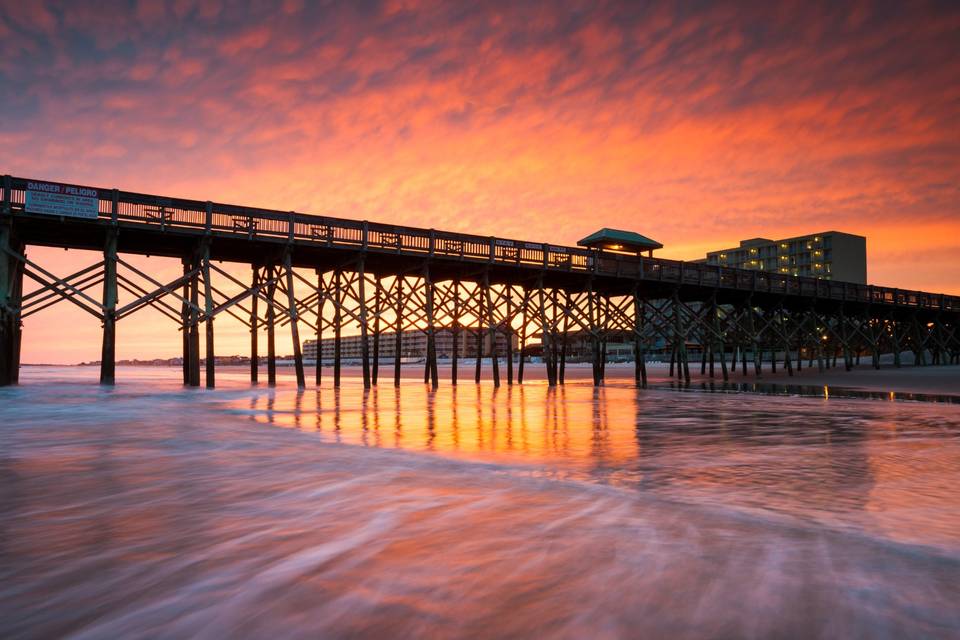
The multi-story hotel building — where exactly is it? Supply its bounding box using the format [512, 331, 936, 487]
[702, 231, 866, 284]
[303, 329, 517, 361]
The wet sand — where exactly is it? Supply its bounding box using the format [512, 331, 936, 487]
[145, 357, 959, 397]
[286, 360, 959, 396]
[588, 361, 960, 396]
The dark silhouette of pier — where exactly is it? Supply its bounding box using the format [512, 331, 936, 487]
[1, 174, 957, 388]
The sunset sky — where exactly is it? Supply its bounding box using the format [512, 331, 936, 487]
[2, 0, 958, 364]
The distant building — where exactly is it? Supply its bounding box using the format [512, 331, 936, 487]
[304, 329, 517, 361]
[528, 330, 669, 361]
[702, 231, 866, 283]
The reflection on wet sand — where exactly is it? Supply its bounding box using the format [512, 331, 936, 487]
[236, 376, 960, 549]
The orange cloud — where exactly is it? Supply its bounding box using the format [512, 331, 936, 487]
[1, 0, 958, 363]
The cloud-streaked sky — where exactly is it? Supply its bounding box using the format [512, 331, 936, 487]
[2, 0, 958, 363]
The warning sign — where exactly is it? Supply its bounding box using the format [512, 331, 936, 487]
[25, 181, 100, 219]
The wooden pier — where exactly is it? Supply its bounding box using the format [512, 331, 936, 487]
[1, 174, 958, 388]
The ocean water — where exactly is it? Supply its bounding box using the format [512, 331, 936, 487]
[1, 366, 959, 638]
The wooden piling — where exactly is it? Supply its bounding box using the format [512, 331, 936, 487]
[633, 288, 647, 387]
[505, 286, 514, 385]
[559, 289, 569, 385]
[202, 243, 215, 389]
[8, 239, 23, 385]
[484, 272, 500, 388]
[358, 261, 371, 390]
[333, 269, 342, 388]
[475, 286, 483, 384]
[181, 258, 191, 385]
[266, 264, 277, 386]
[424, 266, 438, 390]
[188, 253, 201, 387]
[517, 289, 527, 384]
[0, 223, 19, 387]
[674, 291, 690, 384]
[250, 266, 259, 383]
[285, 252, 305, 389]
[99, 229, 118, 385]
[451, 279, 460, 386]
[372, 276, 381, 386]
[394, 275, 403, 387]
[539, 278, 557, 386]
[588, 281, 600, 387]
[315, 270, 324, 385]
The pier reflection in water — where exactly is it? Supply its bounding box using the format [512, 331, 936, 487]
[2, 367, 959, 638]
[240, 377, 959, 548]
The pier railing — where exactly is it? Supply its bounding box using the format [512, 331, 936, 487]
[3, 175, 958, 312]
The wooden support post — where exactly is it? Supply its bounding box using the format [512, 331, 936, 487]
[451, 279, 460, 386]
[713, 299, 727, 382]
[718, 323, 728, 383]
[813, 309, 825, 374]
[0, 224, 20, 387]
[423, 331, 431, 384]
[285, 252, 306, 389]
[701, 326, 708, 376]
[394, 275, 403, 387]
[358, 261, 371, 389]
[484, 272, 500, 387]
[181, 258, 191, 385]
[424, 266, 439, 390]
[745, 301, 760, 378]
[550, 289, 560, 384]
[475, 286, 483, 384]
[599, 297, 608, 383]
[505, 286, 514, 385]
[8, 239, 23, 385]
[372, 276, 381, 386]
[588, 281, 600, 386]
[538, 277, 557, 386]
[202, 243, 215, 389]
[910, 313, 925, 367]
[781, 308, 793, 377]
[559, 289, 568, 385]
[250, 266, 259, 383]
[633, 288, 647, 388]
[315, 270, 324, 385]
[707, 304, 716, 378]
[891, 318, 903, 368]
[600, 334, 608, 382]
[675, 292, 691, 384]
[517, 289, 527, 384]
[188, 252, 201, 387]
[99, 229, 118, 385]
[266, 265, 277, 387]
[840, 306, 852, 372]
[333, 269, 342, 388]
